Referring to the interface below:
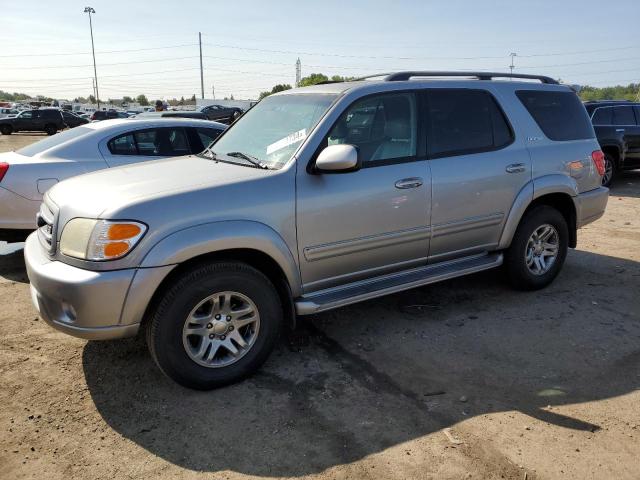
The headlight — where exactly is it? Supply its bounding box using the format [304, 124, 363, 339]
[60, 219, 147, 261]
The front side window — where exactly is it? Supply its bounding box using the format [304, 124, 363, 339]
[327, 92, 417, 164]
[612, 106, 636, 126]
[516, 90, 594, 141]
[196, 127, 222, 150]
[19, 111, 34, 119]
[210, 93, 337, 169]
[427, 89, 513, 158]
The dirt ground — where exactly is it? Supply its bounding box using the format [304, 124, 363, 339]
[1, 133, 639, 480]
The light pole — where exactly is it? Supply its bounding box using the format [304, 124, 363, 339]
[84, 7, 100, 109]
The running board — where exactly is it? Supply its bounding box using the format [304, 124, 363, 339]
[295, 253, 503, 315]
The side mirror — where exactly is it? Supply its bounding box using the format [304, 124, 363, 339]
[314, 144, 361, 173]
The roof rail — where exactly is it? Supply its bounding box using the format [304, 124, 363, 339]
[356, 71, 559, 85]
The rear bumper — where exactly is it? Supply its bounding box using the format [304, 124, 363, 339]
[575, 186, 609, 228]
[0, 186, 40, 231]
[24, 233, 174, 340]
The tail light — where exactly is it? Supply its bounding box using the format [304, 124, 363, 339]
[90, 113, 97, 120]
[0, 162, 8, 183]
[591, 150, 605, 177]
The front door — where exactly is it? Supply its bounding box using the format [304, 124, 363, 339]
[296, 92, 432, 292]
[425, 88, 531, 262]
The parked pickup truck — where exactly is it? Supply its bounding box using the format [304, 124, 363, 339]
[24, 71, 609, 390]
[584, 100, 640, 186]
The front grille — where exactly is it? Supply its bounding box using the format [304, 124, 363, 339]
[36, 201, 57, 253]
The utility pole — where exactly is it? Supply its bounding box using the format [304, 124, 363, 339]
[199, 32, 204, 99]
[91, 77, 96, 102]
[509, 52, 517, 77]
[84, 7, 100, 109]
[295, 58, 301, 87]
[212, 84, 215, 100]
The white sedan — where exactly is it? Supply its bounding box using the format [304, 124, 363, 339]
[0, 118, 225, 241]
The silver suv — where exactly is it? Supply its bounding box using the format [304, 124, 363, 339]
[24, 72, 609, 389]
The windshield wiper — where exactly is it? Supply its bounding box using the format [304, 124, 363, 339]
[226, 151, 270, 169]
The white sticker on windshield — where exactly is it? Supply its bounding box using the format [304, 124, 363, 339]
[266, 129, 307, 155]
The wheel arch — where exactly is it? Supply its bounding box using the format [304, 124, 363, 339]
[138, 221, 301, 330]
[499, 177, 578, 249]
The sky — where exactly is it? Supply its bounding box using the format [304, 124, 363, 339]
[0, 0, 639, 102]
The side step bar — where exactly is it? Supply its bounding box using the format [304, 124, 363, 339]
[295, 253, 503, 315]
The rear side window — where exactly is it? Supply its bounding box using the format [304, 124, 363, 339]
[426, 89, 513, 158]
[108, 127, 190, 156]
[592, 107, 613, 125]
[612, 106, 636, 126]
[516, 90, 593, 141]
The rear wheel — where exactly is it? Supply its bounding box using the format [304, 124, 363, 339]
[146, 261, 283, 390]
[44, 124, 57, 135]
[602, 153, 616, 187]
[0, 125, 12, 135]
[505, 206, 568, 290]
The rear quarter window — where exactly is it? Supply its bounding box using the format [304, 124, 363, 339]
[516, 90, 594, 141]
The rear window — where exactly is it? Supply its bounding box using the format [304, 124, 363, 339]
[17, 127, 92, 157]
[516, 90, 594, 141]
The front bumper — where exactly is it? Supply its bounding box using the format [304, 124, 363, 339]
[24, 233, 174, 340]
[575, 186, 609, 228]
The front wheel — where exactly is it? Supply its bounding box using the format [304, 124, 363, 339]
[505, 206, 568, 290]
[146, 261, 282, 390]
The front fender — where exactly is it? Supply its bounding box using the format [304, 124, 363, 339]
[139, 220, 302, 296]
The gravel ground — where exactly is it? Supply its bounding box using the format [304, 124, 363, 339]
[1, 133, 639, 479]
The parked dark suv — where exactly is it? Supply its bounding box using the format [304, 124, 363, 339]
[91, 110, 130, 121]
[584, 100, 640, 186]
[61, 110, 90, 128]
[0, 109, 66, 135]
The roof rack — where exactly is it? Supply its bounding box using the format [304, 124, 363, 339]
[355, 71, 559, 85]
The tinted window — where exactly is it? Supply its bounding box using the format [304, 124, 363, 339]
[426, 89, 512, 158]
[328, 92, 417, 164]
[196, 127, 222, 149]
[612, 106, 636, 126]
[592, 107, 613, 125]
[108, 133, 137, 155]
[41, 110, 60, 119]
[516, 90, 594, 141]
[18, 111, 34, 119]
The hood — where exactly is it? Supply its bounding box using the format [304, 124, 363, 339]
[47, 155, 269, 218]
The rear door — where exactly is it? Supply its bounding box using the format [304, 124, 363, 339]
[613, 105, 640, 168]
[425, 88, 529, 262]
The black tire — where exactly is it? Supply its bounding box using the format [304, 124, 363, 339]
[505, 206, 568, 291]
[0, 125, 12, 135]
[602, 153, 616, 187]
[44, 124, 57, 136]
[146, 261, 282, 390]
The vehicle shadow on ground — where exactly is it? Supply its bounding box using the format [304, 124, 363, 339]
[0, 247, 28, 283]
[610, 170, 640, 199]
[83, 249, 640, 477]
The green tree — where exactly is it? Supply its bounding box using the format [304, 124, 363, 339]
[579, 83, 640, 102]
[298, 73, 329, 87]
[136, 94, 149, 106]
[258, 83, 293, 100]
[190, 94, 196, 102]
[122, 96, 134, 103]
[88, 95, 96, 104]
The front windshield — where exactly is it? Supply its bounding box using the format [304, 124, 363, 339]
[17, 126, 92, 157]
[210, 93, 337, 169]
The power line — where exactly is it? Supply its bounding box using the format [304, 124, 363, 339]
[0, 43, 198, 58]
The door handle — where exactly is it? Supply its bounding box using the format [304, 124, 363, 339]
[616, 128, 625, 133]
[395, 177, 423, 189]
[505, 163, 526, 173]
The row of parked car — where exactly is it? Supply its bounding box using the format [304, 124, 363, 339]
[0, 104, 245, 137]
[1, 71, 611, 390]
